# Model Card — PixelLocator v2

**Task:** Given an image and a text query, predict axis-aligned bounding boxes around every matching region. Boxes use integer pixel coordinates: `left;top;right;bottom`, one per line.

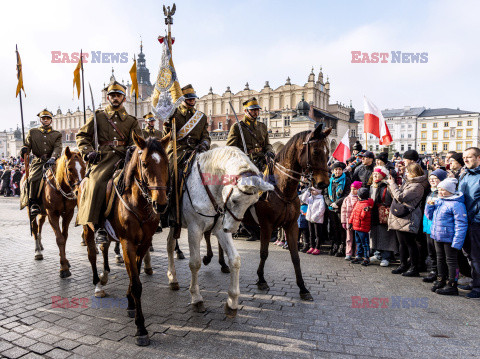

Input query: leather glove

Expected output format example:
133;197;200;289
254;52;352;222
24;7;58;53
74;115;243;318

45;157;56;168
265;151;275;160
195;141;210;153
20;147;28;157
85;151;99;164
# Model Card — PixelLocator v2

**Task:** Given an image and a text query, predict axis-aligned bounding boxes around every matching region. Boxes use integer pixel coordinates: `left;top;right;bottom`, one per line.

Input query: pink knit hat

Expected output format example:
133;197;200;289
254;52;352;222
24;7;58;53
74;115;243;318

351;181;362;189
374;166;388;178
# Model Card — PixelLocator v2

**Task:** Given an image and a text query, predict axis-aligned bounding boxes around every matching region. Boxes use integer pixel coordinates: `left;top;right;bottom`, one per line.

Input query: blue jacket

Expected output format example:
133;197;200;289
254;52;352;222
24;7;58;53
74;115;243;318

458;166;480;224
426;193;468;250
298;204;309;228
423;190;438;235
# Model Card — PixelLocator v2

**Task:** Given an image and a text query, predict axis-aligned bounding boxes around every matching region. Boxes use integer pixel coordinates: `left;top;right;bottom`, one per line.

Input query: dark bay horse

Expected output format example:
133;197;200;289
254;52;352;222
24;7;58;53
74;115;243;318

24;147;85;277
81;133;169;346
246;125;331;300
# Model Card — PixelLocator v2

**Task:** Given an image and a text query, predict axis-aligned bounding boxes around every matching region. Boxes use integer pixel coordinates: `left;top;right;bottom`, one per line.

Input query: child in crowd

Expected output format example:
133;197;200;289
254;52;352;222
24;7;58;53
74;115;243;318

369;166;396;267
422;169;448;283
341;181;362;260
349;188;374;266
297;202;310;251
300;187;326;255
426;178;468;295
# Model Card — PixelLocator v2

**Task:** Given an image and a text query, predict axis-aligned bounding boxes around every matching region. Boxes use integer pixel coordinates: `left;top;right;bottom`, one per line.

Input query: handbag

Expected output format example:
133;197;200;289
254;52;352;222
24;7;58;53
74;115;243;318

390;197;420;218
377;188;389;224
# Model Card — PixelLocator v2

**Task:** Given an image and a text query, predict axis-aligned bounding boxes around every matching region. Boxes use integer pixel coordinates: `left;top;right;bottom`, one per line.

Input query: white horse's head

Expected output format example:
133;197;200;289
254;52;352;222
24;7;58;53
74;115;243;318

197;146;274;233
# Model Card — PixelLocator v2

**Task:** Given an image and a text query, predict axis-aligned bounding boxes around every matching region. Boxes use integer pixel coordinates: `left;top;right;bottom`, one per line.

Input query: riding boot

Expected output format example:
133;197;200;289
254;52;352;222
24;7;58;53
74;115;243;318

244;223;260;242
29;199;41;217
175;239;185;260
94;223;109;245
270;228;278;243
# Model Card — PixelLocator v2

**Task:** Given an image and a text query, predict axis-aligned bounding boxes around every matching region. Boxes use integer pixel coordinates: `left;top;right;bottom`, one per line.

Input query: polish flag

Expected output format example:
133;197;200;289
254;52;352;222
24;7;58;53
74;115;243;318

332;130;351;163
363;96;393;145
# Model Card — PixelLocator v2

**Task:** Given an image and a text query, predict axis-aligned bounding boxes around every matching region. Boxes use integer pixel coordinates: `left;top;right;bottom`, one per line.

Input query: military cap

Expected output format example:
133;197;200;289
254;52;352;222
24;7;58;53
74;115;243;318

37;109;53;119
105;81;126;96
143;112;156;121
182;84;198;99
243;97;261;110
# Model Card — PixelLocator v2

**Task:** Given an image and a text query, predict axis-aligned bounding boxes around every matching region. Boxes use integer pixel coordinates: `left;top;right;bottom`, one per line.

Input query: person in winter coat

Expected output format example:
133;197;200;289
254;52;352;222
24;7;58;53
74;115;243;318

375;152;396;177
422;169;448;283
387;163;427;277
426;178;468;295
368;166;396;267
353;151;375;187
12;166;22;196
297;202;310;252
447;152;465;183
301;187;326;255
349;188;374;266
341;181;362;260
1;166;12;197
325;162;351;257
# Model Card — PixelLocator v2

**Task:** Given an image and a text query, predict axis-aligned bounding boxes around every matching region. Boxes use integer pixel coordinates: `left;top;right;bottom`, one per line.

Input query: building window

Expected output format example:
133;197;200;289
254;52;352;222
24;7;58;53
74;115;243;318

351;129;356;137
421;131;427;139
218;122;223;130
408;134;412;138
467;129;473;138
444;122;449;127
421;123;426;128
457;129;463;138
376;145;379;151
432;144;438;152
443;130;449;139
433;131;438;139
466;141;473;148
443;143;448;151
408;124;412;128
456;142;462;151
401;144;405;151
433;123;438;128
284;118;290;126
467;120;472;126
421;144;426;152
401;125;405;129
457;121;462;127
408;144;412;150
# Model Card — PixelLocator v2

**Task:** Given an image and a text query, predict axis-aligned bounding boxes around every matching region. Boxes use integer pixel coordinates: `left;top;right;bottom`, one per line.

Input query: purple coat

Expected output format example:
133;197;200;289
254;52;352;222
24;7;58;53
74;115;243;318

426;192;468;250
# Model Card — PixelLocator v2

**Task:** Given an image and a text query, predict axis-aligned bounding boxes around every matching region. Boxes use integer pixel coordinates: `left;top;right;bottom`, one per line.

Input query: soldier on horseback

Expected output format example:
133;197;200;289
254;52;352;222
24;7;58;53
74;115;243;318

226;97;275;172
142;112;162;139
163;84;211;230
76;81;141;244
20;109;62;217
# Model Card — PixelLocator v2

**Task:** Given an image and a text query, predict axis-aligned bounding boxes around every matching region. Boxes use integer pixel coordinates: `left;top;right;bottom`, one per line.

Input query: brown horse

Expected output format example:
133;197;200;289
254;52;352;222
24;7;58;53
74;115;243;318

245;125;331;300
24;147;85;277
81;133;169;346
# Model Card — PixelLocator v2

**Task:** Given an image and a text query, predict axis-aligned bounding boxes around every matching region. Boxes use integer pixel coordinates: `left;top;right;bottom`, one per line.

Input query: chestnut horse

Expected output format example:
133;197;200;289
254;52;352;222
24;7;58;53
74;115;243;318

81;134;169;346
245;125;331;300
23;147;85;277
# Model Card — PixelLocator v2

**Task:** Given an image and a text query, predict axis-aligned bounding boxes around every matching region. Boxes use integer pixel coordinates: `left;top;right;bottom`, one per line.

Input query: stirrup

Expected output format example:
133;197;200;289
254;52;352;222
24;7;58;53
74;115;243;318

30;204;41;217
95;228;109;244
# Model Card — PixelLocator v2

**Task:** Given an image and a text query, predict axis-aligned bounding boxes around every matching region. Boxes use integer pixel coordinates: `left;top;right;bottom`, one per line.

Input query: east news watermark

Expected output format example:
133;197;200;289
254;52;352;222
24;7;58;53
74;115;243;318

51;51;129;63
351;296;429;309
51;296;128;309
351;51;428;63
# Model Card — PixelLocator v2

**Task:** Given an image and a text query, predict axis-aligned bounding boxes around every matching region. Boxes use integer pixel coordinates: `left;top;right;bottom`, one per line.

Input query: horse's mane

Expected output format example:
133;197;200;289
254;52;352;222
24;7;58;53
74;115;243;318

125;138;168;188
55;150;81;185
197;146;259;177
275;131;310;163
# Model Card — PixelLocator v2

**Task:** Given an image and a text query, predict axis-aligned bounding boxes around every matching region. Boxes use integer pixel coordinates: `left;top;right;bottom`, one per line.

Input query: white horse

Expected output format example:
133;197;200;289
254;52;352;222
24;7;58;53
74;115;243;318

166;146;273;317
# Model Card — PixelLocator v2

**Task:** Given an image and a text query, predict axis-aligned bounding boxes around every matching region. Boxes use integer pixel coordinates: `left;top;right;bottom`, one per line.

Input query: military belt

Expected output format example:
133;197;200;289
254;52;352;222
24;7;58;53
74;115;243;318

100;140;127;147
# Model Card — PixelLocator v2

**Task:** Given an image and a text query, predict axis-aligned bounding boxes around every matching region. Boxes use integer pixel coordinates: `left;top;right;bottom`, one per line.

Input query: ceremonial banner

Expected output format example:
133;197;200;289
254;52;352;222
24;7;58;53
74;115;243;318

73;58;81;99
16;48;25;97
129;59;138;99
364;96;393;146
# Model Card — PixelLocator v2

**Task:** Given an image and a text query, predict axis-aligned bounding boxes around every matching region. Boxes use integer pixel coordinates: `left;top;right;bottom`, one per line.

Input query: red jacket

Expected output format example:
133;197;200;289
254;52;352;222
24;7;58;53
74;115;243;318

349;198;374;233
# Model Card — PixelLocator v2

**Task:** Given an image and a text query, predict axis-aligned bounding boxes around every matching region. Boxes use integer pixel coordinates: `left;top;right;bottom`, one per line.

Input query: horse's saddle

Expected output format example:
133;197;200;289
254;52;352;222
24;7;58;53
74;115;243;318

104;169;124;217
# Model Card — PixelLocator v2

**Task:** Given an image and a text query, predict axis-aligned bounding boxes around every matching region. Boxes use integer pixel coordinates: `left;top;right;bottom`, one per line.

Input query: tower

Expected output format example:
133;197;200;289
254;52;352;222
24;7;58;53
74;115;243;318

136;41;153;99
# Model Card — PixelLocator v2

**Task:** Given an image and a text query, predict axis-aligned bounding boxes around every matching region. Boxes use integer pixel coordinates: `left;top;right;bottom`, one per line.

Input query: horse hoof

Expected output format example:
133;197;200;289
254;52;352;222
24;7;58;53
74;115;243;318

59;270;71;278
192;301;206;313
221;266;231;274
34;254;43;261
135;334;150;346
144;267;153;276
256;282;270;291
116;255;124;264
300;292;314;301
127;309;136;318
202;256;211;266
95;290;106;298
169;282;180;291
224;303;237;318
176;251;185;260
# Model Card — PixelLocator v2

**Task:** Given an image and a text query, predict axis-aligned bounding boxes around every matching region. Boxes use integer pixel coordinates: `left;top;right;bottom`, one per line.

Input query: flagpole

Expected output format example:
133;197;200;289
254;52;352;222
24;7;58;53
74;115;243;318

80;50;87;124
134;54;137;118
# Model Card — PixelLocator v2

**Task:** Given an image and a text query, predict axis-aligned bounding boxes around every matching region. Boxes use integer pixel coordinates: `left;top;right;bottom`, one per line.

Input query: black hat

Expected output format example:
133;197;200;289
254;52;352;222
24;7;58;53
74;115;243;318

359;151;375;159
375;152;388;164
450;152;465;167
352;141;363;151
358;188;369;200
181;84;198;99
403;150;419;161
394;152;400;157
332;162;346;170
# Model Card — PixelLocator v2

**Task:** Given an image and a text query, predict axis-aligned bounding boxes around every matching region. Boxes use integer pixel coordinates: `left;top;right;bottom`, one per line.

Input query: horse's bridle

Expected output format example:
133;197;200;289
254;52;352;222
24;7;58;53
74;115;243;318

45;157;82;200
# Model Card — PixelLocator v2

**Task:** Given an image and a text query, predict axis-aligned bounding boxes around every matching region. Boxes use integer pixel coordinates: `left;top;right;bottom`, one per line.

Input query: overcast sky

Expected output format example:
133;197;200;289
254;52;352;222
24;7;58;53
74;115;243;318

2;0;479;132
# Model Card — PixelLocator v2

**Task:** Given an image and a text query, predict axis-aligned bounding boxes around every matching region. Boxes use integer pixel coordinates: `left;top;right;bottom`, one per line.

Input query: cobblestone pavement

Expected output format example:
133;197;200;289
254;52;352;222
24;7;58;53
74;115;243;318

0;197;479;359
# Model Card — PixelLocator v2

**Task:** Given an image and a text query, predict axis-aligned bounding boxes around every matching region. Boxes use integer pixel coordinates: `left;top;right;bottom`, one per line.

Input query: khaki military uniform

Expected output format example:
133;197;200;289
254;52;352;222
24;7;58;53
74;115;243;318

226;116;273;171
142;126;162;139
76;105;141;225
163;104;210;170
24;126;62;200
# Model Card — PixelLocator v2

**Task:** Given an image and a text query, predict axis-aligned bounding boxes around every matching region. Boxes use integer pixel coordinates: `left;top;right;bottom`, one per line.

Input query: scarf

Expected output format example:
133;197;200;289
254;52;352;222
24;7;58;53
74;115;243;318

328;173;346;205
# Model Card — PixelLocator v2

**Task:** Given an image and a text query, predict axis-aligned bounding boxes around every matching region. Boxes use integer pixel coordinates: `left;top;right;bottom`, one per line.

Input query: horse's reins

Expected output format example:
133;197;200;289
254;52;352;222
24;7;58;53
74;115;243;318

44;157;81;200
